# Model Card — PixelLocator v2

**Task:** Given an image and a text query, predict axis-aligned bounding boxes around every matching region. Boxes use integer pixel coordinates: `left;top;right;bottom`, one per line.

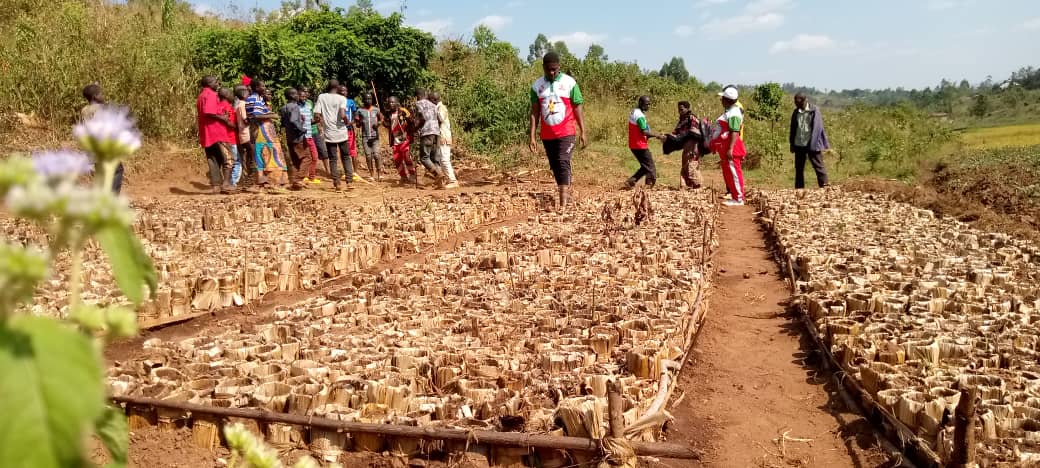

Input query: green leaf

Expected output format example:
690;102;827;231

69;304;106;333
0;242;49;313
96;225;157;305
0;316;105;468
96;405;129;468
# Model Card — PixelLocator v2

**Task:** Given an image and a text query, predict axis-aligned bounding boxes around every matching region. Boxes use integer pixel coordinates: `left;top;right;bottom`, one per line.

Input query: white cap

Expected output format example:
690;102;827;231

718;87;739;100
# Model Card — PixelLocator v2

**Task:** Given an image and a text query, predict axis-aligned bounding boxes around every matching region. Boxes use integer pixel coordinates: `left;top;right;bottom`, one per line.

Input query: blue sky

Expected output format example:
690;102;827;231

192;0;1040;90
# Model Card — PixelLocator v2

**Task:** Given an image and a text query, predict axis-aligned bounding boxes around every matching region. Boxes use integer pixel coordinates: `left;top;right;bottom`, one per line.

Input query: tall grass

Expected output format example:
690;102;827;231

0;0;202;139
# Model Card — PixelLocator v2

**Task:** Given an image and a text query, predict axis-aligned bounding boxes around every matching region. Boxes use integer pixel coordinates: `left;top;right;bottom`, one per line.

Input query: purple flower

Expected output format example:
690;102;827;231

31;150;93;178
73;106;142;159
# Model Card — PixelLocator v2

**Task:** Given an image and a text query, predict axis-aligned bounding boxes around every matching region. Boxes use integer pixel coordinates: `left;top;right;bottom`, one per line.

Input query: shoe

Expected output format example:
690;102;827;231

722;199;745;206
309;178;322;184
352;174;361;182
443;181;460;189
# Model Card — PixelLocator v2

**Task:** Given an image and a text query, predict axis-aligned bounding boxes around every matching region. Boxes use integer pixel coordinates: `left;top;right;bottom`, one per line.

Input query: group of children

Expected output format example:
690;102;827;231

196;75;460;194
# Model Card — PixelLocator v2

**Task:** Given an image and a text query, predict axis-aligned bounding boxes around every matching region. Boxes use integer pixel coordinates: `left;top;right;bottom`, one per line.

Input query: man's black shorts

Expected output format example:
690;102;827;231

542;135;576;185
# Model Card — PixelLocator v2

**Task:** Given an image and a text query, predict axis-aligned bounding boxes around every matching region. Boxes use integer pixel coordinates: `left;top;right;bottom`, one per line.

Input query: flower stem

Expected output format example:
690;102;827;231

100;160;117;192
67;233;84;316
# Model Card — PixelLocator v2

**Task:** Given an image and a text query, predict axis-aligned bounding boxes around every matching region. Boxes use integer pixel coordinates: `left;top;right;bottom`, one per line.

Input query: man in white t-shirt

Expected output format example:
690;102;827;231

313;79;354;190
430;92;458;189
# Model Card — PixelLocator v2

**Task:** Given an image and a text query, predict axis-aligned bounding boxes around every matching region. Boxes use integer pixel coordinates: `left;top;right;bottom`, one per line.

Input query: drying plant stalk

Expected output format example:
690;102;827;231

607;380;625;438
951;384;978;467
109;396;700;460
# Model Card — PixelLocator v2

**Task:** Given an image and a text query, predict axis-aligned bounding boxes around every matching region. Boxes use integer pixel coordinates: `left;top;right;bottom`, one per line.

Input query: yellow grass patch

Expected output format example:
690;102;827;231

962;123;1040;149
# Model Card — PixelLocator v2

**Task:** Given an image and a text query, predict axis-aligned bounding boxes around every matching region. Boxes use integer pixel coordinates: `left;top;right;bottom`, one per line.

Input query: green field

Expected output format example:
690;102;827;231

961;123;1040;149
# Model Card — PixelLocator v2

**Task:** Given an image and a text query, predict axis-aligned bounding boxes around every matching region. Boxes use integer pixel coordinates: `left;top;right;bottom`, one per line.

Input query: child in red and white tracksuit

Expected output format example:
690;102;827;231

709;86;747;206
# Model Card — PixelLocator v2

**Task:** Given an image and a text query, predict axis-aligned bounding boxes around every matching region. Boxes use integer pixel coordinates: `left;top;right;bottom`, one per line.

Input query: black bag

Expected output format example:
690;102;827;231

696;118;713;155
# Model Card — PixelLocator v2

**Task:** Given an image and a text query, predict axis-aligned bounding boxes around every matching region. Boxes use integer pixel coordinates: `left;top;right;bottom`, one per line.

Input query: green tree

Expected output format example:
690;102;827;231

193;9;435;102
970;94;990;118
1011;66;1040;89
752;82;785;121
472;24;496;49
584;44;607;63
658;57;689;83
551;41;572;59
751;82;786;168
348;0;374;15
527;33;550;63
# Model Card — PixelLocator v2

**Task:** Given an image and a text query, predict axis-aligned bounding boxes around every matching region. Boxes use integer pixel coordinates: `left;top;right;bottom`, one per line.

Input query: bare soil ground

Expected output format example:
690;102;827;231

93;153;903;467
660;197;893;468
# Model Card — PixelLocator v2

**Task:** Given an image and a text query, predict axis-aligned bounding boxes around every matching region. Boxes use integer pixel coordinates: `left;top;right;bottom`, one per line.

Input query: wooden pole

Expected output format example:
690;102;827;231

678;281;708;374
607;380;625;439
110;396;700;460
786;256;797;294
950;384;977;467
369;80;381;110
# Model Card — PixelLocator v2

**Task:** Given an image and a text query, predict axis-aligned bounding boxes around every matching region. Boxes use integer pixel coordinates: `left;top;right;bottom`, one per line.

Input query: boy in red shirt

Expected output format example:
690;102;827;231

625;95;667;188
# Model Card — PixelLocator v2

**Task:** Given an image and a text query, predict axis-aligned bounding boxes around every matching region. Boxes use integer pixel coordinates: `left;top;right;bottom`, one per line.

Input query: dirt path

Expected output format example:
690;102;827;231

662;201;893;468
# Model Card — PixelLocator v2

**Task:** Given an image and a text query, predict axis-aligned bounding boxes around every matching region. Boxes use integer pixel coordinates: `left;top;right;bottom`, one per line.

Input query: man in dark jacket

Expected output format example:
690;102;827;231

789;93;830;188
280;88;313;190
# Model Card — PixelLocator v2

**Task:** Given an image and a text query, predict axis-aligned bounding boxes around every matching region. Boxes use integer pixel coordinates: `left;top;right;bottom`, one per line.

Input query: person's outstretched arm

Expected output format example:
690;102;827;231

529;87;540;152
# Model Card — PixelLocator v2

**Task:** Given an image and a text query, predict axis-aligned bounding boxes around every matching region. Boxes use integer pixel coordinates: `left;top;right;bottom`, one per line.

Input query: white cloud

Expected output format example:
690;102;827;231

619;36;637;45
702;12;784;37
770;34;836;54
373;1;398;14
1022;17;1040;30
412;19;453;36
474;15;512;31
700;0;791;38
547;32;607;50
926;0;978;10
192;3;218;16
674;25;694;37
744;0;794;14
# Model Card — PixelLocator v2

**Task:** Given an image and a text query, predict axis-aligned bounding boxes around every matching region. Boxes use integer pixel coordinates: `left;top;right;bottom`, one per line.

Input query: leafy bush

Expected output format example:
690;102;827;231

193;9;435;104
0;108;156;467
430;30;532;153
